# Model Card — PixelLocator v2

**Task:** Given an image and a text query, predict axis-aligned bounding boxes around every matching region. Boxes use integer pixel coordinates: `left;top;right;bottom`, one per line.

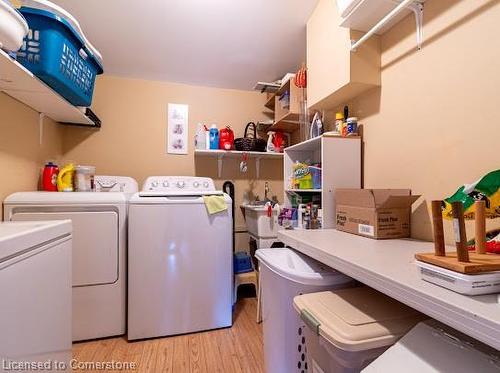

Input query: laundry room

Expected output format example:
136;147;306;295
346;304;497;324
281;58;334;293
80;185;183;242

1;0;500;372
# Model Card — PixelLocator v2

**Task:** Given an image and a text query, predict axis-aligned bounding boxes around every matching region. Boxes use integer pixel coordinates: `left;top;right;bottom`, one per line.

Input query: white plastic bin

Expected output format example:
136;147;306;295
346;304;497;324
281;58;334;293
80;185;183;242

256;248;354;373
293;287;424;373
363;320;500;372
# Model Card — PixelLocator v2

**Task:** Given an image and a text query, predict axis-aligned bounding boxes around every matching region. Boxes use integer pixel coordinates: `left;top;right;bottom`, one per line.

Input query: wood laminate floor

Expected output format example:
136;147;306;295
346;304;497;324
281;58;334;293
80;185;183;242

72;298;264;372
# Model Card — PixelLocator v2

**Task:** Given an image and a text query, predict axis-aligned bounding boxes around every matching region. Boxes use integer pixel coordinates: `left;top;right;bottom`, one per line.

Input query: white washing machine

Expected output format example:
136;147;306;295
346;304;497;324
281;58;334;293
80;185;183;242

0;220;72;371
3;176;137;341
127;176;233;340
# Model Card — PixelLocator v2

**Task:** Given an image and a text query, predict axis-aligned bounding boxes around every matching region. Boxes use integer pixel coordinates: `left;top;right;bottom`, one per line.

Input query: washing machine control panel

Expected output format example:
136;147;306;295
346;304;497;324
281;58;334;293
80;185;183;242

142;177;216;192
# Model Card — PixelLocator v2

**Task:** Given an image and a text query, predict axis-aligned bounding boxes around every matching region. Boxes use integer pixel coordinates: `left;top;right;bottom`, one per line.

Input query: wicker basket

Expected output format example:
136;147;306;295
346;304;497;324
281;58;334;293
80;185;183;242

234;122;267;152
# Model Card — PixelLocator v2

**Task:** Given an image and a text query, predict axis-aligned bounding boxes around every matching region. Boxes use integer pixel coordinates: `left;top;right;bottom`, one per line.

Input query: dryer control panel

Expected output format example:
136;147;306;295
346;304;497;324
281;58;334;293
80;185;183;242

142;177;216;192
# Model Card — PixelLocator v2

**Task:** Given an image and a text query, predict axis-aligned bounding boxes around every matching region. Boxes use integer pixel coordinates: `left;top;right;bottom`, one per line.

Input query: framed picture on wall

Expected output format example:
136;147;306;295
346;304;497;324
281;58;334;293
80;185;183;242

167;103;189;155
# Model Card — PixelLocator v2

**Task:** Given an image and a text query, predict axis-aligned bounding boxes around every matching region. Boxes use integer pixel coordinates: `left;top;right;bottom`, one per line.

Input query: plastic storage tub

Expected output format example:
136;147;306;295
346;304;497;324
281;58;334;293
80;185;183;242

363;320;500;372
256;248;354;373
293;287;424;373
17;6;103;106
0;0;29;52
309;165;322;190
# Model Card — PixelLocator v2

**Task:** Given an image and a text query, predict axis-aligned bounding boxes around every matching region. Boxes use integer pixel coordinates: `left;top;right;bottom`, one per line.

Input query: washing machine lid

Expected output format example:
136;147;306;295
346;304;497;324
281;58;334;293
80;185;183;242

4;192;127;205
0;220;71;262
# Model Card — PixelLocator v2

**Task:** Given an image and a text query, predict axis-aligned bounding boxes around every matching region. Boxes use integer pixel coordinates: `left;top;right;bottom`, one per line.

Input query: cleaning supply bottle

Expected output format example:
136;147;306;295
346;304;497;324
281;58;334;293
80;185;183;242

42;161;59;192
209;124;219;150
195;123;206;150
267;131;276;152
334;112;344;134
57;163;75;192
204;125;210;149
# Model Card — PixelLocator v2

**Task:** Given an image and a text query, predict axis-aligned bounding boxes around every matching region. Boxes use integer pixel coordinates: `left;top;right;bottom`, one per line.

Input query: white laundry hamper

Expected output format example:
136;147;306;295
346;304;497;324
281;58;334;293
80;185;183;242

256;248;354;373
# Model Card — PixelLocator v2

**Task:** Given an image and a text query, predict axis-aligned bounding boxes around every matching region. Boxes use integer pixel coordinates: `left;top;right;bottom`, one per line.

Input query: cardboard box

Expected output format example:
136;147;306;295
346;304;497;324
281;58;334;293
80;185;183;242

335;189;420;239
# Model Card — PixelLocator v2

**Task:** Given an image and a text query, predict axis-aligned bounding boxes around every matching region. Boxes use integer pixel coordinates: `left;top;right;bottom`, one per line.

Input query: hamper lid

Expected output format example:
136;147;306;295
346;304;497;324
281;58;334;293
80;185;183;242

293;287;424;352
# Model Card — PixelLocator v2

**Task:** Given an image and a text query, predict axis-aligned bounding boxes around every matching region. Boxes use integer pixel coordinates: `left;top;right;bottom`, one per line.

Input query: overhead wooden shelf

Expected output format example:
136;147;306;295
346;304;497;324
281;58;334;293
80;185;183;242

264;95;275;111
268;112;301;133
0;49;100;127
195;149;283;178
195;149;282;159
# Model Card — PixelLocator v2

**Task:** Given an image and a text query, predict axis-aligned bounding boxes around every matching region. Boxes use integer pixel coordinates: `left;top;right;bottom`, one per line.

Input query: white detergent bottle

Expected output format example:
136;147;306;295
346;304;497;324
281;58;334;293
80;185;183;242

267;131;276;152
195;123;206;150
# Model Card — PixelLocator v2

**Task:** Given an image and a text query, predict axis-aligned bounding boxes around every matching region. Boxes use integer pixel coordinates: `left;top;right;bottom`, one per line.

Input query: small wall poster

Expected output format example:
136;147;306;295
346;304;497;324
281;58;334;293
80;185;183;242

167;103;189;154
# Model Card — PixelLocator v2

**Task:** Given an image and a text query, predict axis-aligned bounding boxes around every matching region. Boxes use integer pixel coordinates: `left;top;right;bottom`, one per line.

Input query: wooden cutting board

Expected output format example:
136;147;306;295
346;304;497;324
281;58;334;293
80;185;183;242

415;252;500;274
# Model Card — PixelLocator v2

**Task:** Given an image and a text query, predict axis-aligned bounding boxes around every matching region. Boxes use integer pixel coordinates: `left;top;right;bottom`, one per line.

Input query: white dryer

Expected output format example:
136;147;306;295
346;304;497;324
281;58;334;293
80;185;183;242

127;176;233;340
0;221;72;369
3;176;137;341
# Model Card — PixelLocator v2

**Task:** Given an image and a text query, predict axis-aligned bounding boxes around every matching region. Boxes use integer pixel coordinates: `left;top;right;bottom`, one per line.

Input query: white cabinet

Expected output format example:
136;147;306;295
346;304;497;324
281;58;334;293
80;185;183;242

283;135;361;228
307;0;381;110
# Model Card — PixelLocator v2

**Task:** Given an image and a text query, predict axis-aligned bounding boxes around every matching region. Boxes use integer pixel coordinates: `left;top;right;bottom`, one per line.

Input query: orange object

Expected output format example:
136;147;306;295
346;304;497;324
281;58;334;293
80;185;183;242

431;200;445;256
294;63;307;88
475;200;486;254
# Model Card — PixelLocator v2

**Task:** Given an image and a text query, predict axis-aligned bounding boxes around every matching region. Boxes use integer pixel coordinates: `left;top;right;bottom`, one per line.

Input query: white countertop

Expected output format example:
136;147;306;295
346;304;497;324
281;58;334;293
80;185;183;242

278;229;500;350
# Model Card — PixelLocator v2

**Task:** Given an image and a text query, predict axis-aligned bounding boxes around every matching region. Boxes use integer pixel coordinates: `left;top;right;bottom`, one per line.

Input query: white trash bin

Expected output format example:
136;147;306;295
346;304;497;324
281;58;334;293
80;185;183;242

293;287;424;373
256;248;355;373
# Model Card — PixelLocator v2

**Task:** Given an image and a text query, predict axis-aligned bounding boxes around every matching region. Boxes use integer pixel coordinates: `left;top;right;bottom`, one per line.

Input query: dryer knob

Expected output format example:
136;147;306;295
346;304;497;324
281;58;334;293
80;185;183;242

177;181;185;188
203;181;209;188
151;181;159;188
162;181;169;188
193;181;200;188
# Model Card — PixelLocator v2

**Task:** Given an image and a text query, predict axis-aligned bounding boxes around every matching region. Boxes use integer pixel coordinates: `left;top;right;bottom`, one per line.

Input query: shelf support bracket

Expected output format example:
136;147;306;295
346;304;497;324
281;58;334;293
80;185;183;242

350;0;424;52
39;113;45;145
217;154;224;178
256;157;261;179
410;2;424;50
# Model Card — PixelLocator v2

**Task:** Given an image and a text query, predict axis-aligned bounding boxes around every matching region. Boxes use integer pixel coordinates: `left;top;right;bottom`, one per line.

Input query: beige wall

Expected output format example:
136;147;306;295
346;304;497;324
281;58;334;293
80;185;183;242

0;93;64;204
62;76;283;250
349;0;500;243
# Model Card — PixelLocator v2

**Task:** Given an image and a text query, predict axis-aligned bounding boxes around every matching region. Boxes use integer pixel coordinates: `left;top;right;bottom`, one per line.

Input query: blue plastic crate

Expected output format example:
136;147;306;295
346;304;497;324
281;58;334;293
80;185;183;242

234;252;253;274
17;7;103;107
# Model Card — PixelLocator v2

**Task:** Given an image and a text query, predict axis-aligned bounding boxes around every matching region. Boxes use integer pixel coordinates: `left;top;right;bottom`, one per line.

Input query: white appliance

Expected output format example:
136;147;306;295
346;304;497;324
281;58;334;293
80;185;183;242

416;261;500;295
255;248;354;373
3;175;138;341
127;176;233;340
0;220;72;370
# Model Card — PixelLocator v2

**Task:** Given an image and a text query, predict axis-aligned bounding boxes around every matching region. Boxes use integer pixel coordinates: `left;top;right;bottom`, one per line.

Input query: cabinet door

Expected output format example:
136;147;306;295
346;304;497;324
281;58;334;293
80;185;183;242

12;211;118;286
307;0;380;110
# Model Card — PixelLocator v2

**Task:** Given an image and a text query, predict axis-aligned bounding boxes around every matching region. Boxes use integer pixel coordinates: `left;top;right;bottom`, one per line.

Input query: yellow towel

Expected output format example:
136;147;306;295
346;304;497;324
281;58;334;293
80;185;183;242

203;195;228;215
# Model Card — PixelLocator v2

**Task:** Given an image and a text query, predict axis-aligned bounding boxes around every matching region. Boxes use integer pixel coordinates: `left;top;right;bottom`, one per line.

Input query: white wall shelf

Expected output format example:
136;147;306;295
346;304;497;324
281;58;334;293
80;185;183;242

0;49;99;126
284;135;361;229
194;149;283;178
339;0;425;51
286;189;323;193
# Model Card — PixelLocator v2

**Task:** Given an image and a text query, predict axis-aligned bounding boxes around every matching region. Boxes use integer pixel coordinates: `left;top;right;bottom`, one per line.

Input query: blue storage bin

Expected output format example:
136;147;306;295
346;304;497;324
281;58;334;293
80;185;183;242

310;165;322;190
17;7;103;107
234;252;253;274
